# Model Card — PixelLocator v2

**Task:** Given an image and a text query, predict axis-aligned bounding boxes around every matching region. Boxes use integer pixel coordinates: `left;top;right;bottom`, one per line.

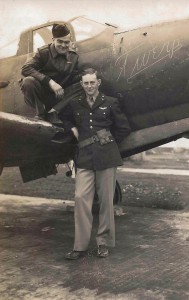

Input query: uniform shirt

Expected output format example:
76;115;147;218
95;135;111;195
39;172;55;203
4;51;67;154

86;92;98;108
61;92;131;170
21;43;79;88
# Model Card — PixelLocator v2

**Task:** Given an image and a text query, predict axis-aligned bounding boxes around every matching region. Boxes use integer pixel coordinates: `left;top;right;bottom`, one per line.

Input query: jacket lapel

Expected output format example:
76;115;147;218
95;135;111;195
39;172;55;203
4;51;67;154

92;93;105;111
77;94;90;109
77;92;106;110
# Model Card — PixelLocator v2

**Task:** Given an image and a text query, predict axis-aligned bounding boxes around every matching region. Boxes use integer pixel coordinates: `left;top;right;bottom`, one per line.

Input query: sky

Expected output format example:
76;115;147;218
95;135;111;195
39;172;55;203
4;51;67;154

1;0;189;147
1;0;189;48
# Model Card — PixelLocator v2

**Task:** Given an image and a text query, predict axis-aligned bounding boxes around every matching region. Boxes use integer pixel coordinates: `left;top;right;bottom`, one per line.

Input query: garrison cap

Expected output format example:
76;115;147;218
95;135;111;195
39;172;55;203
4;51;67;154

52;23;70;38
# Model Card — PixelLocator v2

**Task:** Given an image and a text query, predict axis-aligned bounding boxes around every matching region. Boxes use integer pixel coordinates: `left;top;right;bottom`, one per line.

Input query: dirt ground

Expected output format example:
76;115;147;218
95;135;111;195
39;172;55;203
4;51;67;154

0;150;189;299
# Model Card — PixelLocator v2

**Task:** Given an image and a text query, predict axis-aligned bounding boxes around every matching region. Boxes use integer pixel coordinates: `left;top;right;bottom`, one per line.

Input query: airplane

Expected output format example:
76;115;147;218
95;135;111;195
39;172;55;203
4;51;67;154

1;15;189;203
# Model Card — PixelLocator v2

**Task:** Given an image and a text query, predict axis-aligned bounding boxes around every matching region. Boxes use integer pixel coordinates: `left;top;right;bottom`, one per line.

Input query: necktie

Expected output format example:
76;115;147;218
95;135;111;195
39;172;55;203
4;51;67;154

88;96;94;108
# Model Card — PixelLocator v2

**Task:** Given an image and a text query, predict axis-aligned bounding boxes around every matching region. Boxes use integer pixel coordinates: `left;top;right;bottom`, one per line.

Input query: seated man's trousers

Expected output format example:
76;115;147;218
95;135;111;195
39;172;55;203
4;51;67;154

20;76;82;116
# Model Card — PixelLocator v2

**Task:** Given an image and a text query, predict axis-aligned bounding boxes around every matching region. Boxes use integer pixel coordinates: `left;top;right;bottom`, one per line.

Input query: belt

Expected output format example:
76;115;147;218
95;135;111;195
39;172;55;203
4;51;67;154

79;129;113;149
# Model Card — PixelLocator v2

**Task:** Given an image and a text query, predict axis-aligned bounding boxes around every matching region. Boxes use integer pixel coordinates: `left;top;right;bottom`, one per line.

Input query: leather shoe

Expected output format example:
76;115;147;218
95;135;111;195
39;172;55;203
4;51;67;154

97;245;109;258
65;250;86;260
46;111;63;125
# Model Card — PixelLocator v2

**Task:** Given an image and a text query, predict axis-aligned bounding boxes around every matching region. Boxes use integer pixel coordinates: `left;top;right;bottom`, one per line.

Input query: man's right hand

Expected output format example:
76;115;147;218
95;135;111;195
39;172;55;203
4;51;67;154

49;79;64;99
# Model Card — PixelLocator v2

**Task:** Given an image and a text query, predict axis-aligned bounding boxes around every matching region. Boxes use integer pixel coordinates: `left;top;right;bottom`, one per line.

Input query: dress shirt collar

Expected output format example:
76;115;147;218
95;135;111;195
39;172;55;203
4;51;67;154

86;91;99;103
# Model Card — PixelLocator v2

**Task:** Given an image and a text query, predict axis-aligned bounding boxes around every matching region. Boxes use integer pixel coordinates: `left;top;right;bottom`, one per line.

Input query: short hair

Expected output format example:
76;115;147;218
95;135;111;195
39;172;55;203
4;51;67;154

81;68;99;79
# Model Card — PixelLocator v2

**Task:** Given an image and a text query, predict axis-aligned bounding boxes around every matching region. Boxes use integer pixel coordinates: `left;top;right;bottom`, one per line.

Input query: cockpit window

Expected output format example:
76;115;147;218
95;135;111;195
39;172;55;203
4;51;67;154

33;26;53;52
70;17;106;42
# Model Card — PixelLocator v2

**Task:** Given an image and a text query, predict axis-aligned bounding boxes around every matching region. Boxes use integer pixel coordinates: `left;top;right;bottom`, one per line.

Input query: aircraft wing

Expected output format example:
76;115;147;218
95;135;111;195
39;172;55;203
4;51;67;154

119;117;189;157
0;112;77;182
1;111;189;182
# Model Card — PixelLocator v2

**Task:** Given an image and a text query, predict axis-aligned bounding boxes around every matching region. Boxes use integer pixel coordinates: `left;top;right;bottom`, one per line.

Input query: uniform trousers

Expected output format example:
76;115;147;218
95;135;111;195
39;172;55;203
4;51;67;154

74;167;117;251
20;76;82;116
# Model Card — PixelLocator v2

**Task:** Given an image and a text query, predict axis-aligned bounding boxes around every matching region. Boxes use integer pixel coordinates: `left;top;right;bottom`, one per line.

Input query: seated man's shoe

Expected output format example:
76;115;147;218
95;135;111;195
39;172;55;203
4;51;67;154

46;111;63;125
65;250;86;260
97;245;109;258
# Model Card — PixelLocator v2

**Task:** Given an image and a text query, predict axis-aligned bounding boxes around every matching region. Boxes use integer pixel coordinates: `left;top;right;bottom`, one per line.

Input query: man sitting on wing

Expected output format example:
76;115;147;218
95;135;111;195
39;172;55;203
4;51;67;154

21;23;81;125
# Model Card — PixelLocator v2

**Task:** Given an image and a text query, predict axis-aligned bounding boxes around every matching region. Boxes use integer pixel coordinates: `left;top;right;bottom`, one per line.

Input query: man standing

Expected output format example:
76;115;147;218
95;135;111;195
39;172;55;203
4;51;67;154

20;23;81;124
62;68;131;259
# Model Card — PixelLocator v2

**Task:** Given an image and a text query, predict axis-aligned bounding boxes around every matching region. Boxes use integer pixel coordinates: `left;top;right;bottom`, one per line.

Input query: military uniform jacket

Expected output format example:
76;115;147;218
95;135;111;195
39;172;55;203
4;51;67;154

61;92;131;170
21;43;79;88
